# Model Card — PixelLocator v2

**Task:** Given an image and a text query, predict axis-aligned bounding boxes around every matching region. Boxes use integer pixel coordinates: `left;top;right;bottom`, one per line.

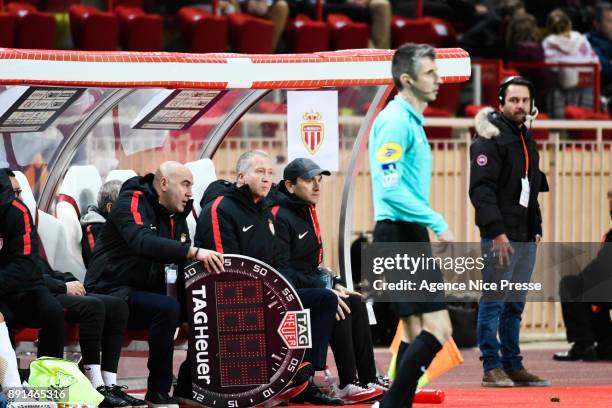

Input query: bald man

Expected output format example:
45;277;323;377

85;162;223;408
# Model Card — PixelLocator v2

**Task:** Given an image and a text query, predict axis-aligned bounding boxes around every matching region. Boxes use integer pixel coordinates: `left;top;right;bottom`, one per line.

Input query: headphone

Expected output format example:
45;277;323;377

497;76;538;120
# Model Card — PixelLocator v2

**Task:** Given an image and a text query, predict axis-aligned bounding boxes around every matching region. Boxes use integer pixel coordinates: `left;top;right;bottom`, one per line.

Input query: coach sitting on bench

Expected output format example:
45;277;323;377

0;168;64;359
191;150;344;405
85;161;224;408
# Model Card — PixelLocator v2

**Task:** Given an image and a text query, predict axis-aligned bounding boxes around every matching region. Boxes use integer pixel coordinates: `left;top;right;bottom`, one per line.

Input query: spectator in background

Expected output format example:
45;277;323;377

80;180;122;268
542;9;600;91
506;13;556;113
458;0;526;59
288;0;391;49
586;2;612;112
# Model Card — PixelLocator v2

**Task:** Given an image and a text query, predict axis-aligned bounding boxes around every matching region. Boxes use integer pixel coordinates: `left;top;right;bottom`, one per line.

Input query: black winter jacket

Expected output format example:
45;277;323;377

469;108;549;241
0;170;43;300
80;207;106;268
84;174;192;299
195;180;292;280
268;184;326;289
40;258;79;295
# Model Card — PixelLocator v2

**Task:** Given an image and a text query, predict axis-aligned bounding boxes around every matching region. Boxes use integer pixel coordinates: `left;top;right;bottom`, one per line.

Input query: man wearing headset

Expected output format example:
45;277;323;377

469;76;550;387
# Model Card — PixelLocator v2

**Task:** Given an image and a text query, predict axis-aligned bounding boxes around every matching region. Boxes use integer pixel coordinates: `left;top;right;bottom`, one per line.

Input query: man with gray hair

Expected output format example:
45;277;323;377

80;179;122;268
368;43;454;408
85;161;224;408
192;150;342;405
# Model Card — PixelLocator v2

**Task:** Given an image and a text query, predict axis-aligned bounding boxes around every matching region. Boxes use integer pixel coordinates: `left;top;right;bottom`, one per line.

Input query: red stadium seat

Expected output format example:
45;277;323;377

6;2;57;49
178;7;228;53
45;0;80;12
424;106;452;139
391;16;456;49
69;5;118;50
0;13;16;47
430;82;461;115
327;13;368;50
284;14;329;53
114;5;163;51
227;12;275;54
564;105;612;140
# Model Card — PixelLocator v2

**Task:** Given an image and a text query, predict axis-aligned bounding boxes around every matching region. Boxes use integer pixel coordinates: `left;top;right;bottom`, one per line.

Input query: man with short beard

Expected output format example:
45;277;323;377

470;76;549;387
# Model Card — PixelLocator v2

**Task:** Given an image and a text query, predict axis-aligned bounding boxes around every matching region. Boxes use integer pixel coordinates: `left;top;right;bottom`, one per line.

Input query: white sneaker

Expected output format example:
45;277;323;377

367;375;390;392
332;382;384;404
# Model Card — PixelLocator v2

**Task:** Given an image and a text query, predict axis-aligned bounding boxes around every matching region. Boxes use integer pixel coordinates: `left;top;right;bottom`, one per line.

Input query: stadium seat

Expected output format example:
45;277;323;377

564;105;612;140
391;16;456;48
69;4;119;50
114;6;163;51
327;13;368;50
185;159;217;239
105;168;137;183
0;13;16;47
55;165;102;272
45;0;80;12
430;82;461;115
423;106;452;139
227;12;275;54
6;2;57;49
284;14;329;53
178;7;228;53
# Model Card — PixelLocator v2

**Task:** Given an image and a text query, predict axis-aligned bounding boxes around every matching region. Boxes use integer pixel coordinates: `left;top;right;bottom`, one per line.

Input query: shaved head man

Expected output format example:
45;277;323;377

85;161;223;408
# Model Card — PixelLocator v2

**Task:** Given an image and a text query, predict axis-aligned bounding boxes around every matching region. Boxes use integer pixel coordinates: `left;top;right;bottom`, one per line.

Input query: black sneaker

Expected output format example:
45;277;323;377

111;385;147;408
144;391;179;408
97;385;132;407
291;381;344;405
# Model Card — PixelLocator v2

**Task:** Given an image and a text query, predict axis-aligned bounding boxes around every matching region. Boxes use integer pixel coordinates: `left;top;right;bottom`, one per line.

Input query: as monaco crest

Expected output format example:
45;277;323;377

300;111;324;154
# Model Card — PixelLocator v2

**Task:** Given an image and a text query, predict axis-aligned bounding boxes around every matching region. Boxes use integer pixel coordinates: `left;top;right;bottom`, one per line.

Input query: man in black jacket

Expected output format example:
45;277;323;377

553;189;612;362
194;150;343;406
0;168;64;359
271;158;384;404
469;76;549;388
80;179;122;268
85;161;224;408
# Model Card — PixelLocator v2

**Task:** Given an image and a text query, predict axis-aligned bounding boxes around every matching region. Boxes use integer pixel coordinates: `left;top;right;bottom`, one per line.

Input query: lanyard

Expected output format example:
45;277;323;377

308;204;323;264
519;132;529;179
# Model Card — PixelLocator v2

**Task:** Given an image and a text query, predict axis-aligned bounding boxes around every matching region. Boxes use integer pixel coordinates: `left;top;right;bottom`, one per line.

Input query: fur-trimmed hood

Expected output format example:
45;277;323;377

474;107;500;139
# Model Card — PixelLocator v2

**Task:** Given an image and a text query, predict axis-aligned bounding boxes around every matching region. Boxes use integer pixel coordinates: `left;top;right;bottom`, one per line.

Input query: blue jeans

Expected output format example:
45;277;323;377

477;239;536;372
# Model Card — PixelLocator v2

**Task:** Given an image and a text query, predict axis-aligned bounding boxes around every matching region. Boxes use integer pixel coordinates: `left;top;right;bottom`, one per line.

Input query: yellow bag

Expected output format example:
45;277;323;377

28;357;104;406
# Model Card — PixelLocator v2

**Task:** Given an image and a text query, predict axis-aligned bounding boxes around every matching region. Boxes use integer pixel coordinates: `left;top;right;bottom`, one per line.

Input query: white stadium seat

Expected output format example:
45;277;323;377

185;159;217;240
105;169;138;183
56;165;102;270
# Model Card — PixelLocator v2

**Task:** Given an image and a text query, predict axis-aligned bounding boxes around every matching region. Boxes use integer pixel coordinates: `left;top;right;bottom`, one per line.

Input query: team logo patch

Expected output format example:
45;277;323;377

476;154;488;167
376;142;402;163
300;111;324;154
381;162;399;187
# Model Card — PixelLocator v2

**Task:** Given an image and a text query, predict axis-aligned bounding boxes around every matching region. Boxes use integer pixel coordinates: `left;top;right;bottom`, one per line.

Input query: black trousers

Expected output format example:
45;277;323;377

0;286;64;358
56;293;128;371
329;294;377;386
560;274;612;346
297;288;338;371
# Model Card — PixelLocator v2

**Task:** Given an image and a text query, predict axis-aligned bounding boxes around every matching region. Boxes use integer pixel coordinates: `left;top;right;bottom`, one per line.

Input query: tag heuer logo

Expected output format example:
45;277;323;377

301;111;324;155
278;310;312;349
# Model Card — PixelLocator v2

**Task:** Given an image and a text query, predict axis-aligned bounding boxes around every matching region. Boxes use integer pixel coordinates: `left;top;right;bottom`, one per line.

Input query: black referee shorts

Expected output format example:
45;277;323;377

373;219;447;317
